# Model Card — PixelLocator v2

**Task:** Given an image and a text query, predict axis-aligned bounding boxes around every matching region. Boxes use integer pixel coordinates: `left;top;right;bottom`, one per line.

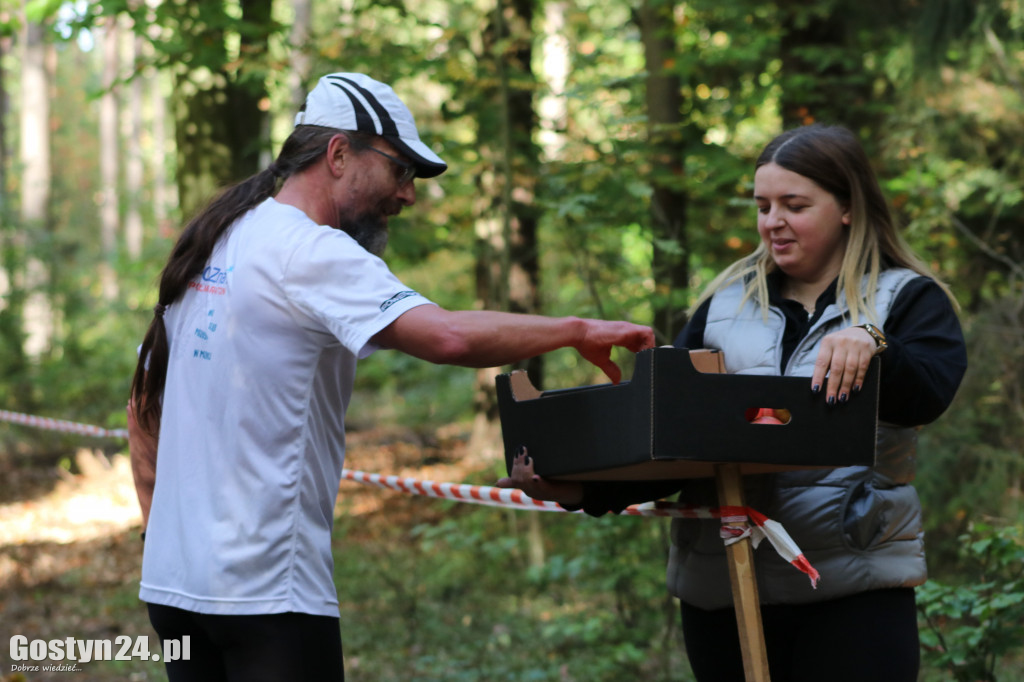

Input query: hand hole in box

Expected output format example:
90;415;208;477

745;407;791;425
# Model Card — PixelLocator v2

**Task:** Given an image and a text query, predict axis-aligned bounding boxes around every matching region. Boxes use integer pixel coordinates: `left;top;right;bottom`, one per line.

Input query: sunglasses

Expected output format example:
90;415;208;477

365;147;417;187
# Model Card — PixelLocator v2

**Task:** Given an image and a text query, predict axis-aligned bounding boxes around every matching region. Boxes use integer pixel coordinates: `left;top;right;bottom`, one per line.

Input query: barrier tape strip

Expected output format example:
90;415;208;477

2;409;819;586
0;409;130;440
340;469;820;588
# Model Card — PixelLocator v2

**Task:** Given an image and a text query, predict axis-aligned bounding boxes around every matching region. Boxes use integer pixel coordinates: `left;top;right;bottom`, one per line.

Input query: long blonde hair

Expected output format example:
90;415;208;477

691;124;957;321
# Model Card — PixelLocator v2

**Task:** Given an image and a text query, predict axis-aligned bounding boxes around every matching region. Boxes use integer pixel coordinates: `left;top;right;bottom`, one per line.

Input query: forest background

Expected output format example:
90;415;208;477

0;0;1022;680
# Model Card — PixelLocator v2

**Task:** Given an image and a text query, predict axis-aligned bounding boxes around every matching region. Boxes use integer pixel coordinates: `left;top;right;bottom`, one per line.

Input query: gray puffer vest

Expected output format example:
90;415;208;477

667;268;926;609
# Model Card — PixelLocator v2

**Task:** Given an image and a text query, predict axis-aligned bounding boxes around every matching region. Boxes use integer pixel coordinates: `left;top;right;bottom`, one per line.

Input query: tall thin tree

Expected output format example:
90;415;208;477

0;26;8;214
97;14;120;297
287;0;312;112
150;67;173;236
19;0;53;358
125;30;145;260
470;0;542;460
636;0;689;343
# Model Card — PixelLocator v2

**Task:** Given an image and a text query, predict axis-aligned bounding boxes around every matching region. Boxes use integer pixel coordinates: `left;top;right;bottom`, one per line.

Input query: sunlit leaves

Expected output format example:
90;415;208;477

24;0;63;23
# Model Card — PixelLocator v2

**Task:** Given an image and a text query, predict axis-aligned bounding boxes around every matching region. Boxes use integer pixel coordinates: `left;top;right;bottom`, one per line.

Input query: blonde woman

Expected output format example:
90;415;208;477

501;124;967;681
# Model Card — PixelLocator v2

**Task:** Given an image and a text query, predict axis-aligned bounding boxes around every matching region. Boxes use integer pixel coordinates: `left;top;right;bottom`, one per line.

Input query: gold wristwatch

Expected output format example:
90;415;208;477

856;323;888;355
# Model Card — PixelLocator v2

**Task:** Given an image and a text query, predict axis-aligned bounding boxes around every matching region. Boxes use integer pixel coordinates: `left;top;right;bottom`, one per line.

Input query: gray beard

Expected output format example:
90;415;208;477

341;216;389;256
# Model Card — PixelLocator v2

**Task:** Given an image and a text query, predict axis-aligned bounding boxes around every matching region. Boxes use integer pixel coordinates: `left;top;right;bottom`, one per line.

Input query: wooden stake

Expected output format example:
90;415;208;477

715;462;771;682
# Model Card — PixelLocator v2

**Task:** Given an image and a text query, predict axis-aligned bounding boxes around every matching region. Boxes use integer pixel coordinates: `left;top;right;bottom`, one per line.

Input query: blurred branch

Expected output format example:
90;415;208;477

950;214;1024;281
982;20;1024;100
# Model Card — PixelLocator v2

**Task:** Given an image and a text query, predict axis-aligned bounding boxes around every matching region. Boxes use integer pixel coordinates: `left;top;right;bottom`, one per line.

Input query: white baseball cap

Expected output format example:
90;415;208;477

294;73;447;178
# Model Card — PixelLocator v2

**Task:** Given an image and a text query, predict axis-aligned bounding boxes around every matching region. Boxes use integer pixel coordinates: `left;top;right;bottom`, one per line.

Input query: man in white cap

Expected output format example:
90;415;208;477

129;73;654;681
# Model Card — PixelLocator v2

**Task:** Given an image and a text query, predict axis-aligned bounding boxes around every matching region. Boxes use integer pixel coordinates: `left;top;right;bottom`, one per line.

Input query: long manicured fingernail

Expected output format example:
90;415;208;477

827;395;836;406
516;445;526;456
839;393;848;404
524;455;532;465
812;384;821;394
853;384;862;394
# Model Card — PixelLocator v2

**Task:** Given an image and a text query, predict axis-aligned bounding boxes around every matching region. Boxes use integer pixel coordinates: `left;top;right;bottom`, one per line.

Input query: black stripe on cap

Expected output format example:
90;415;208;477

326;75;399;137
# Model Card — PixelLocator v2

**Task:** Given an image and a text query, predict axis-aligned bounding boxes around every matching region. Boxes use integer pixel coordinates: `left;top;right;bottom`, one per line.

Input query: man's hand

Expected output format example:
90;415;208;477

576;319;656;384
374;307;654;384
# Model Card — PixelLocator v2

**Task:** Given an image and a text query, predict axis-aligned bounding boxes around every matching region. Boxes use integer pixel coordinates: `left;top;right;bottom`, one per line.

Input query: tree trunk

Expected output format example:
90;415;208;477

19;8;48;226
503;0;542;371
538;1;569;160
97;16;120;298
776;0;875;130
173;0;273;219
287;0;313;111
0;11;28;407
19;1;53;359
637;0;689;344
125;32;145;260
470;0;542;465
0;26;9;313
0;29;8;214
151;68;174;236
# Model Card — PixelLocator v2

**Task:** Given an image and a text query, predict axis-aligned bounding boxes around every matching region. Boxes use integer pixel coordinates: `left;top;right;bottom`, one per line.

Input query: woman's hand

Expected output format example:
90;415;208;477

496;449;584;507
811;326;880;405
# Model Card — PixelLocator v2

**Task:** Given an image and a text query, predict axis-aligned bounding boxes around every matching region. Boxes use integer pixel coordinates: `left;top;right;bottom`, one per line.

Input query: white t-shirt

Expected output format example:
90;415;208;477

139;198;434;616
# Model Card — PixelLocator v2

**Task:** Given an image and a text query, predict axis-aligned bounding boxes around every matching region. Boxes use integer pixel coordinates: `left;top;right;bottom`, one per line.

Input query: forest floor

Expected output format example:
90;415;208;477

5;427;1016;682
0;425;481;682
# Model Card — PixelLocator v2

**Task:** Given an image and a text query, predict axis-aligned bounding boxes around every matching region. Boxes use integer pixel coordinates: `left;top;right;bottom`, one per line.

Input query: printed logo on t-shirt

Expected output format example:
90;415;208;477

187;266;229;296
380;290;420;312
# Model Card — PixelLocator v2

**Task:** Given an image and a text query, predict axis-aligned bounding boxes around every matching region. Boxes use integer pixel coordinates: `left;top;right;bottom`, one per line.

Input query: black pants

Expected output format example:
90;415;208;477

681;588;920;682
147;603;344;682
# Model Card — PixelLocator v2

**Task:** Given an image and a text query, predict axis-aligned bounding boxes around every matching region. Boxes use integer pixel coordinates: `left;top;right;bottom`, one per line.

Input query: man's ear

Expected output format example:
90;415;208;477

326;133;350;178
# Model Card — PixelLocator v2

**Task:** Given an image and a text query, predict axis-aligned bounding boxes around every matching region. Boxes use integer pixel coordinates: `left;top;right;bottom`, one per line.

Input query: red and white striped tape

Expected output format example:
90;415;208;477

341;468;567;512
340;469;820;587
0;409;129;440
2;409;819;585
719;505;821;588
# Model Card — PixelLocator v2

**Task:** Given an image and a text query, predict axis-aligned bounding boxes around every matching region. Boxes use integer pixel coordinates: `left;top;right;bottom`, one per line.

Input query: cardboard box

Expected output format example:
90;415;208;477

496;347;879;481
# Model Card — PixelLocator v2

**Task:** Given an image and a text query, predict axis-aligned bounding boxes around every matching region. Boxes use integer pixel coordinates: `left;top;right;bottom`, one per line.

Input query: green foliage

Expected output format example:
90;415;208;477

915;296;1024;563
1;11;1023;681
333;487;690;682
0;40;165;452
23;0;63;24
872;0;1024;578
918;523;1024;682
79;0;286;73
